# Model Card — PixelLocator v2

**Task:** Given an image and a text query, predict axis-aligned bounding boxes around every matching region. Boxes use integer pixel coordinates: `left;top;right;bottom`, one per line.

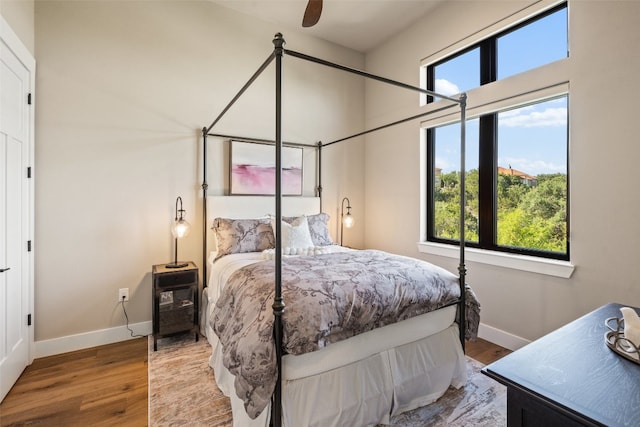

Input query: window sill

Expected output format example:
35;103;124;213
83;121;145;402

417;242;575;278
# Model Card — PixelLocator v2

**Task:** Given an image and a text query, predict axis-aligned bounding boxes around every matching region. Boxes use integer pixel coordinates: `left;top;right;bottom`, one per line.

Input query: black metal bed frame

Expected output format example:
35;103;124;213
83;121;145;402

202;33;467;427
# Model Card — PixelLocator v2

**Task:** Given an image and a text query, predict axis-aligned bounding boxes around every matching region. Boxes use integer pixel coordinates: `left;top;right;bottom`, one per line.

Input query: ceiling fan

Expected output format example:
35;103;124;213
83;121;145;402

302;0;323;27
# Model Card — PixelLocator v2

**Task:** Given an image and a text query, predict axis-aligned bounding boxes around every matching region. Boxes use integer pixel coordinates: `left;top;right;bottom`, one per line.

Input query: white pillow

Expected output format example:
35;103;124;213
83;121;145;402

271;216;315;249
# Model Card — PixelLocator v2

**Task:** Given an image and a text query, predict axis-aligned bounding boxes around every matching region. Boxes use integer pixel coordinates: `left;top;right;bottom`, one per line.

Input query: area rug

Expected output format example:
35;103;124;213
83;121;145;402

148;335;506;426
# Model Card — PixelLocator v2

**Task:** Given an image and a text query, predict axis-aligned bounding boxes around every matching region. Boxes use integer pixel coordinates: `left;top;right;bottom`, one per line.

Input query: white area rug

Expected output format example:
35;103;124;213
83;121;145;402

149;335;506;426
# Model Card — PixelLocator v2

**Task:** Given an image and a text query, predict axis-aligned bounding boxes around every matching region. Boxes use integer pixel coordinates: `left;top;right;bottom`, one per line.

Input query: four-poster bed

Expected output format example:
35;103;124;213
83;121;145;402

201;33;476;427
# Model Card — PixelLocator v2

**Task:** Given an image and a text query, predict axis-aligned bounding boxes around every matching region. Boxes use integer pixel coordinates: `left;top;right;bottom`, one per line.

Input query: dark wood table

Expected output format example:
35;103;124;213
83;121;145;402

482;302;640;427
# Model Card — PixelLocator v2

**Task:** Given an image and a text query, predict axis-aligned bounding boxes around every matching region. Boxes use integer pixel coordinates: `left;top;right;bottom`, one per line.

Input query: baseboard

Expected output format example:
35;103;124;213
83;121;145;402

34;321;153;359
477;322;530;351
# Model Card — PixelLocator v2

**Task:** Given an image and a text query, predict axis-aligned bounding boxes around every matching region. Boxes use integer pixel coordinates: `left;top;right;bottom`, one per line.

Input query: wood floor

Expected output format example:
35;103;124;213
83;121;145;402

0;338;148;426
465;336;513;365
0;337;510;426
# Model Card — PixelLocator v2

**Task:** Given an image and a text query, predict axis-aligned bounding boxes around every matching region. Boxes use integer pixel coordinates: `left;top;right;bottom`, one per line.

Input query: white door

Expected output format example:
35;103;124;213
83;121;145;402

0;17;34;403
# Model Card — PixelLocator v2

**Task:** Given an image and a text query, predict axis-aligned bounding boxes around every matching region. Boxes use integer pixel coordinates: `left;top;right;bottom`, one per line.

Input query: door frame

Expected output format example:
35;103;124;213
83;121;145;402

1;14;35;365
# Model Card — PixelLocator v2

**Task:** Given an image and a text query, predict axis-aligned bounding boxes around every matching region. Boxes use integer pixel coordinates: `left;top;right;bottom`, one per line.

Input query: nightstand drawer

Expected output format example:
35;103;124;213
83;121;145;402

156;270;197;288
159;305;195;335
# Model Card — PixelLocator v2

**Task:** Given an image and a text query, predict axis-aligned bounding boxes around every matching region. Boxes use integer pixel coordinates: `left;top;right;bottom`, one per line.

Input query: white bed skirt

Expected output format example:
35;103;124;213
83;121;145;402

203;288;467;426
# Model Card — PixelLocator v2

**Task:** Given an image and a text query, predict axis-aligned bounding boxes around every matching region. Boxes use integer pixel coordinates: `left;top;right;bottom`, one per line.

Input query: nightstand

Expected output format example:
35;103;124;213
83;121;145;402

152;261;199;351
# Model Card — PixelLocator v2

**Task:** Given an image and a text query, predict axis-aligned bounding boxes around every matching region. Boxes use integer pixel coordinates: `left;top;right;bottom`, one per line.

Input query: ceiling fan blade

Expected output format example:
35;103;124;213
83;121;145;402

302;0;323;27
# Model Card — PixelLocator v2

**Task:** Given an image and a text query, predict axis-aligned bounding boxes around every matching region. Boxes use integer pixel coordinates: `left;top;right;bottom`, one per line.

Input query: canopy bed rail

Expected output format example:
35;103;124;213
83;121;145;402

205;133;316;149
205;52;276;135
203;33;468;427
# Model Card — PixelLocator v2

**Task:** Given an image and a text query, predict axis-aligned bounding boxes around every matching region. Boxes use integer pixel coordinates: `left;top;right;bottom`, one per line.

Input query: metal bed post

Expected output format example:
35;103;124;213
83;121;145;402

316;141;322;212
271;32;285;427
202;127;209;288
458;93;467;352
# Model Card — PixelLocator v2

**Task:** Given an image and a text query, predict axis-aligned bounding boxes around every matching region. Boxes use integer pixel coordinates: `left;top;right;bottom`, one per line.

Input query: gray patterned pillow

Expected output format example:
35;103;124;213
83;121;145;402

213;217;275;260
283;213;333;246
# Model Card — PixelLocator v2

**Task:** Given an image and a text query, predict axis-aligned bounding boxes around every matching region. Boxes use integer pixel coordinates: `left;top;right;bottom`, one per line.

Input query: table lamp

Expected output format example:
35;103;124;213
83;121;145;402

166;196;190;268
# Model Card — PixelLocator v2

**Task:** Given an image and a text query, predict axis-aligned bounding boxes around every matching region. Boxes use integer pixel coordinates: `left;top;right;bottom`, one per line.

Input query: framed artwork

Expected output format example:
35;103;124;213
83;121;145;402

229;140;303;195
159;291;173;306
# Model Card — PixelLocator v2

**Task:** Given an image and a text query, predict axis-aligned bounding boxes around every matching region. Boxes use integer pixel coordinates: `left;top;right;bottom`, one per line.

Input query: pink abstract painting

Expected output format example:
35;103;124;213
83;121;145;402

230;140;303;195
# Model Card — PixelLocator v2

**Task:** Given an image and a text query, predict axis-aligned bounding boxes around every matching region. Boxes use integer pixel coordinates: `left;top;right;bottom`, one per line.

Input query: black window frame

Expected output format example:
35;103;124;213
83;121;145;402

425;3;570;261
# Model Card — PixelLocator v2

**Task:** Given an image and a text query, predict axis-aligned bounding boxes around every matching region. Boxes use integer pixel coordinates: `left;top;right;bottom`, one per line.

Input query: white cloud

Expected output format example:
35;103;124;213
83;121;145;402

499;157;566;174
435;79;460;96
435;156;453;171
500;105;535;118
500;107;567;128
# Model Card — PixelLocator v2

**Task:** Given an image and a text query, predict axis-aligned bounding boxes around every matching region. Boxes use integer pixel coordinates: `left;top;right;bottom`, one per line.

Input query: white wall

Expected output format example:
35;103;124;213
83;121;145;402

34;0;365;351
34;0;639;354
364;0;640;348
0;0;34;55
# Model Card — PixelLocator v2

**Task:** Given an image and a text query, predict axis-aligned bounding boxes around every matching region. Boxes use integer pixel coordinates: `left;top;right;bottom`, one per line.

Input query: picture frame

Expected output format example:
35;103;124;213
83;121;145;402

159;291;173;306
229;140;303;196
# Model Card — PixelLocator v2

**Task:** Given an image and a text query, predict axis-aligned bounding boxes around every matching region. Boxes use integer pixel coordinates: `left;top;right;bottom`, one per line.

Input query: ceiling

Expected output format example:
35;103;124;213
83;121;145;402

211;0;446;53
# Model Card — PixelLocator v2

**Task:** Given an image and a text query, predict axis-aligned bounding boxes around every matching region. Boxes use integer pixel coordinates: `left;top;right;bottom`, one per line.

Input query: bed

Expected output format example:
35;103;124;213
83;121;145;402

200;34;473;427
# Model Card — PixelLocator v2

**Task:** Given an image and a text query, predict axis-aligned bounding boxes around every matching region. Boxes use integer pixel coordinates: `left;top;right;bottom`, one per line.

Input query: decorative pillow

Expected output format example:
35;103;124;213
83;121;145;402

283;213;333;246
212;217;275;261
271;216;315;249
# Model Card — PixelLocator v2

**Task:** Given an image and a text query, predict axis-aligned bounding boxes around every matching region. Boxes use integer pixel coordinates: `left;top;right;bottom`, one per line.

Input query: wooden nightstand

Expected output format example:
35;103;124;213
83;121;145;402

152;261;199;351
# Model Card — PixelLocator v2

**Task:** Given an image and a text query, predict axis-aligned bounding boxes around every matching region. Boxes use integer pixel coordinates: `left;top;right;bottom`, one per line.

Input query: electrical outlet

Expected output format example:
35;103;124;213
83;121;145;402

119;288;129;302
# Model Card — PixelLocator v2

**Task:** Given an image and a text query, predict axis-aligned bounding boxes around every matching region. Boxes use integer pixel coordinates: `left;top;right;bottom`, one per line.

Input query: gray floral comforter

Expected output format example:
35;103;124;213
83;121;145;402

211;249;480;419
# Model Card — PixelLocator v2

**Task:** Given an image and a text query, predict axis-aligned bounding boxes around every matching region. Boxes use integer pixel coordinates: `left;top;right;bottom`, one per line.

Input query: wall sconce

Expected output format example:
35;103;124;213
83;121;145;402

166;196;191;268
340;197;354;246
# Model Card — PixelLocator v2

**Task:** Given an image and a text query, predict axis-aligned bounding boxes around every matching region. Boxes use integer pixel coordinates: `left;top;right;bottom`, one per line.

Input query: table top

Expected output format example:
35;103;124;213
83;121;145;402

152;261;198;275
482;302;640;427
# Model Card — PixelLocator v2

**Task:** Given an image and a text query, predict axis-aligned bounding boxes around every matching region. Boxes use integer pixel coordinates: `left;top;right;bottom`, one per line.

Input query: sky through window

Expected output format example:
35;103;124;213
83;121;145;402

433;7;568;177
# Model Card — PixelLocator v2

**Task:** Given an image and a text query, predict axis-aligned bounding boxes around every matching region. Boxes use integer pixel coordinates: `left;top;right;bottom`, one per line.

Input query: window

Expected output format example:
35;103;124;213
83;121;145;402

430;119;480;243
497;7;568;80
428;4;568;95
431;47;479;99
425;3;569;261
496;98;568;254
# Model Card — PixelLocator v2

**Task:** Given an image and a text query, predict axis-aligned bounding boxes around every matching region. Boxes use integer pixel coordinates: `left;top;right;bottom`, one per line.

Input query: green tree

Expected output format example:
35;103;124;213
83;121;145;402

434;169;479;242
522;174;566;220
498;173;566;252
497;173;529;211
433;169;567;254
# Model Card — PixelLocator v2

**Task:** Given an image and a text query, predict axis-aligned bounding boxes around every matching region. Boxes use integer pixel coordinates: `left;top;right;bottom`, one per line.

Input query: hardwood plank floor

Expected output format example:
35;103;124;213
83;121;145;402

0;337;509;426
466;336;513;365
0;338;148;427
